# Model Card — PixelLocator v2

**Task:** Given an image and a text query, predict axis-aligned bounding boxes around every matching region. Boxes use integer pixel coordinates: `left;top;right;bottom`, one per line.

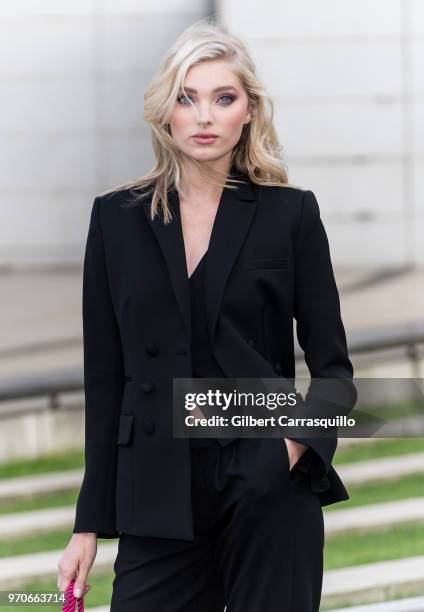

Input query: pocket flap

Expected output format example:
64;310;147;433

117;413;135;446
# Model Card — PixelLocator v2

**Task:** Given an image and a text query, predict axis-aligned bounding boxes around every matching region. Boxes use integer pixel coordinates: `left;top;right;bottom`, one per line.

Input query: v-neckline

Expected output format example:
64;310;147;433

188;249;208;281
175;187;224;284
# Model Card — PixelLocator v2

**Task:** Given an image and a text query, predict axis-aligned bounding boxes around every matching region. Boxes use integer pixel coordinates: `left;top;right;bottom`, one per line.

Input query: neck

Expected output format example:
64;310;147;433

179;157;232;201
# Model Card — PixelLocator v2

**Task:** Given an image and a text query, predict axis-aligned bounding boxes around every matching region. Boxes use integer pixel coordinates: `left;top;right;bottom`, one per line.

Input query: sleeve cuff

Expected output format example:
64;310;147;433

288;440;331;493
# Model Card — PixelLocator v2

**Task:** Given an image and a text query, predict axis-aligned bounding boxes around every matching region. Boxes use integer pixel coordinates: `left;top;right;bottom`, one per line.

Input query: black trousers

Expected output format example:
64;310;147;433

110;437;324;611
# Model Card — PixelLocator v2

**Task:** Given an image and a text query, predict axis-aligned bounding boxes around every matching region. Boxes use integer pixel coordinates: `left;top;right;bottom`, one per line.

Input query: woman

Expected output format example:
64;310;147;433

57;18;356;611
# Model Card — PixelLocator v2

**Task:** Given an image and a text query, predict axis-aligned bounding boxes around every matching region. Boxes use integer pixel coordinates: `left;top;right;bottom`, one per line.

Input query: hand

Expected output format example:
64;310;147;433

191;403;206;420
283;438;308;471
57;532;96;599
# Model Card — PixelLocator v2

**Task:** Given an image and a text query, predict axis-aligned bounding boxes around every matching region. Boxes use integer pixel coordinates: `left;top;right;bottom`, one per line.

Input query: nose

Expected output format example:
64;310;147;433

195;101;212;125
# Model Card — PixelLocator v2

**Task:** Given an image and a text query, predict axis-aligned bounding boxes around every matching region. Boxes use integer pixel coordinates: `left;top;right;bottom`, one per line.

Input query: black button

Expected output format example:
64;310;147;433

176;347;188;356
146;342;158;356
141;381;155;393
143;419;155;434
247;338;255;347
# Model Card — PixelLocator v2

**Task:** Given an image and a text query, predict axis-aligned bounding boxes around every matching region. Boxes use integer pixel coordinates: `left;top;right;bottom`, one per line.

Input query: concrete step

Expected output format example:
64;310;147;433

333;595;424;611
0;542;118;589
336;452;424;486
324;497;424;535
3;496;424;539
337;438;385;448
323;555;424;608
44;592;424;611
0;544;423;610
0;505;75;538
1;450;423;502
0;469;82;499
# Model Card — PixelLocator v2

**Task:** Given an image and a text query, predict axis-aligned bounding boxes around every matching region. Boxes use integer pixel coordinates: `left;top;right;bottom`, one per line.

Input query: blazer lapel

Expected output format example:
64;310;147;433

204;173;258;343
142;189;191;337
142;168;259;344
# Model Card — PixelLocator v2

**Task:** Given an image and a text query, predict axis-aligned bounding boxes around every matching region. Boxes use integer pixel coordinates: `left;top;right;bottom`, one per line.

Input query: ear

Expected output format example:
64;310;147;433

244;106;253;126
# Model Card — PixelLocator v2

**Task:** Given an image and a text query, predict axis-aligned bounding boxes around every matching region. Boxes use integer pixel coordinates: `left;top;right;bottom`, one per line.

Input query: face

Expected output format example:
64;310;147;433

168;59;252;164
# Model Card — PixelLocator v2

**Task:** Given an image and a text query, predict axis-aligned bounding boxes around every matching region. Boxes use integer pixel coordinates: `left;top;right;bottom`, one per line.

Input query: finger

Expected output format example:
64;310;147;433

57;571;76;593
73;567;89;599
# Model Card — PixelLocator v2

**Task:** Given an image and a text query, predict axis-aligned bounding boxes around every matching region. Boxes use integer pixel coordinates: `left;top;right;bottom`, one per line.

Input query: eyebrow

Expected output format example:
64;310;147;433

181;85;238;94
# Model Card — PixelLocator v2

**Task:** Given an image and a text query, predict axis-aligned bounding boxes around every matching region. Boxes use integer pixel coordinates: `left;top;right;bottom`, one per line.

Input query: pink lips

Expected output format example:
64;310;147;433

192;135;218;144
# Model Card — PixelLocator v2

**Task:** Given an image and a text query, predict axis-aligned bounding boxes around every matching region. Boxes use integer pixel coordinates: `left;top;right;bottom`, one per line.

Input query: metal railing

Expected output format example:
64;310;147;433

0;321;423;409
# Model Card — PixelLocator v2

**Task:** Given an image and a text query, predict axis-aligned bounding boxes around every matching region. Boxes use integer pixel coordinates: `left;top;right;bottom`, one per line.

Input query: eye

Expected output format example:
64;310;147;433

218;94;235;104
176;94;192;105
176;93;236;105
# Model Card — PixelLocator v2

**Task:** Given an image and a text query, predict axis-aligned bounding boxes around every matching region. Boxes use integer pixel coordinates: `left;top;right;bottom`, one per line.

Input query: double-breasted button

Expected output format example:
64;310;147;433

141;381;155;393
274;361;283;375
247;338;255;347
143;419;155;434
145;342;158;356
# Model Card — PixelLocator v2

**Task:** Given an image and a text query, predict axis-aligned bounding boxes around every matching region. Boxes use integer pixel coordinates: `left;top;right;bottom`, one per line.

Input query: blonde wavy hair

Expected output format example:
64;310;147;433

104;16;294;224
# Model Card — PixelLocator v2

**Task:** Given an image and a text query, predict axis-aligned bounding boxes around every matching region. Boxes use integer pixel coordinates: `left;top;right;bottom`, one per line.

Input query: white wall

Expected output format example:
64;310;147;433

219;0;424;265
0;0;208;266
1;0;423;266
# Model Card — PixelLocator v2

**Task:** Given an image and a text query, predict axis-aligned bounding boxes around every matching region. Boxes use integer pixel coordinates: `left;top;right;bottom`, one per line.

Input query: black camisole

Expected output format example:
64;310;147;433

188;250;224;450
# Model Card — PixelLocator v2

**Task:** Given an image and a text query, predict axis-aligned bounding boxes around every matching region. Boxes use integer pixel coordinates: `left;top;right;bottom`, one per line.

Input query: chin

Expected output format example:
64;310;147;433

189;154;222;163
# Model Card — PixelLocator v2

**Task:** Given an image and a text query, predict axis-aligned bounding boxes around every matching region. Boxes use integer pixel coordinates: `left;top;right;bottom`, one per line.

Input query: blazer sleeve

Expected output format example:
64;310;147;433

73;196;125;539
288;189;357;481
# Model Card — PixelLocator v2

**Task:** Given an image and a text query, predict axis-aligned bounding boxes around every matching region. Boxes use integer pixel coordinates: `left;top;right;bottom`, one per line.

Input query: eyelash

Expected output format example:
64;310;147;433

176;94;235;105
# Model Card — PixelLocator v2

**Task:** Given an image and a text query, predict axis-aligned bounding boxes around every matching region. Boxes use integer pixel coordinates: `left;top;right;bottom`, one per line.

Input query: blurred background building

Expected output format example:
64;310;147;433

0;0;423;266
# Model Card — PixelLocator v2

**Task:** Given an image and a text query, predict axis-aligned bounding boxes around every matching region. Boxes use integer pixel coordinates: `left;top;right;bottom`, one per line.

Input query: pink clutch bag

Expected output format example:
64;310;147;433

61;577;84;611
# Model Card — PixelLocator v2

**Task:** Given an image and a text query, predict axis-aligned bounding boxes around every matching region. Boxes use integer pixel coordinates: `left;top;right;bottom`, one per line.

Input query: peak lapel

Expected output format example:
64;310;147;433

142;191;191;338
204;173;258;343
141;170;259;346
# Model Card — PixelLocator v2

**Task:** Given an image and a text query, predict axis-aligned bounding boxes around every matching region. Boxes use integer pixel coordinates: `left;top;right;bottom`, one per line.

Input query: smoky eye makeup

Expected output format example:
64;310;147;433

176;92;237;104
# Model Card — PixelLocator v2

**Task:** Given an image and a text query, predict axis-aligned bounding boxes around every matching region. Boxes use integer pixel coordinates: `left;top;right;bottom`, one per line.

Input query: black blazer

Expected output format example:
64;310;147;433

73;167;357;540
